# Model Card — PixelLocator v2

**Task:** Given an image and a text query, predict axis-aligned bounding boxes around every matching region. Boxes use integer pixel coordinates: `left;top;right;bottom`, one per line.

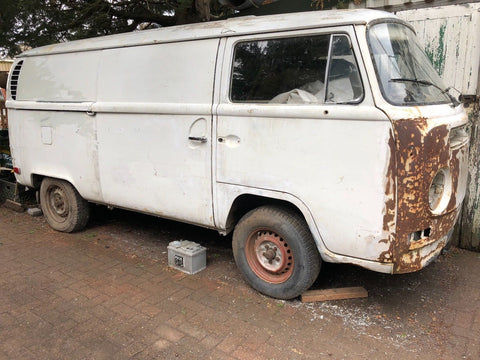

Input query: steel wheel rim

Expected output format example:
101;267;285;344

47;186;69;222
245;229;294;284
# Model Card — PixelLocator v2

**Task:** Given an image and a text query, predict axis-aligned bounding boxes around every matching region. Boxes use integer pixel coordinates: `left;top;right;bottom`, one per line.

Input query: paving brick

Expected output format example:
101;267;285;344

208;349;237;360
166;313;190;328
454;310;475;330
474;309;480;324
167;287;195;303
88;293;110;306
111;302;138;320
155;324;185;343
2;207;480;360
177;321;208;340
121;291;149;307
116;340;148;358
68;307;97;323
125;324;162;346
199;334;223;350
232;345;265;360
153;338;171;351
242;330;271;351
55;287;80;301
54;318;79;333
137;302;162;317
0;312;17;328
216;334;241;354
451;325;474;339
87;339;122;360
256;343;290;360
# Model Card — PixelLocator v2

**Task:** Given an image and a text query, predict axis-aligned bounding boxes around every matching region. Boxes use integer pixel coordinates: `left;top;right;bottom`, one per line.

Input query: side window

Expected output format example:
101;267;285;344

230;34;363;104
326;35;363;103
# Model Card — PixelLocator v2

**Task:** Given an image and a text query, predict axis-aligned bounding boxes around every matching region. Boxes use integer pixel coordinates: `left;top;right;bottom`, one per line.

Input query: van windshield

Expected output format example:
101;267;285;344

368;22;452;106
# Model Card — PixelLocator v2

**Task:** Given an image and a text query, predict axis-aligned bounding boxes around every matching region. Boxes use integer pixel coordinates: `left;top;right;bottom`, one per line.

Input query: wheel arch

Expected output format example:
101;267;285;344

220;190;328;260
31;173;45;189
225;194;304;234
39;176;90;232
31;173;86;198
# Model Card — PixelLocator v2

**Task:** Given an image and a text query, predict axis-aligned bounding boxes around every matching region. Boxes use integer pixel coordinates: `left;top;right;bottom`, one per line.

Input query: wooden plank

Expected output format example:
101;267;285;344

301;287;368;303
2;199;25;212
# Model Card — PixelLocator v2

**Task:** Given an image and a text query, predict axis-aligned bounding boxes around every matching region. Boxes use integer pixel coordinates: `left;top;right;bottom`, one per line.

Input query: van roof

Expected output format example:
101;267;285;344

19;9;397;57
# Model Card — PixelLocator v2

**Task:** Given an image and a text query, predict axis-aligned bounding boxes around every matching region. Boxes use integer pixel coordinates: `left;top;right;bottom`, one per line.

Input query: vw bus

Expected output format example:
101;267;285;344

7;9;469;298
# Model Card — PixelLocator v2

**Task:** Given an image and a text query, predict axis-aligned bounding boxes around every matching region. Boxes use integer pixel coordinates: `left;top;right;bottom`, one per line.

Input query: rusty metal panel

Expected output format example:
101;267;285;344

396;3;480;96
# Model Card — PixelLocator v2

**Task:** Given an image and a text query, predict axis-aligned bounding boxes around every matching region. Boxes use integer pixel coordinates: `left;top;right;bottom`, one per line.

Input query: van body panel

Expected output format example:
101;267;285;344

215;29;396;262
215;106;393;261
7;109;102;201
214;182;395;273
9;38;219;228
93;39;218;227
16;53;99;102
96;40;218;104
378;104;468;273
95;112;214;226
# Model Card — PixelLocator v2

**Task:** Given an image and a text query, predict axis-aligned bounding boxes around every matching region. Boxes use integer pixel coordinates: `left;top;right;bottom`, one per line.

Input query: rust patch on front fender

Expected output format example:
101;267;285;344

378;132;397;263
381;118;467;273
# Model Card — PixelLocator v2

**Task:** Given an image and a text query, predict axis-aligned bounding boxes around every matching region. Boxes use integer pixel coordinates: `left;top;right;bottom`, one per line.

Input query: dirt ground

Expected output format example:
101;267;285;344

1;204;479;359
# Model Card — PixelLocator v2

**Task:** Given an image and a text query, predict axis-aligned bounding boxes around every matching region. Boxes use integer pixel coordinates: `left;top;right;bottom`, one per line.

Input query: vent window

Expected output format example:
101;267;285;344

9;60;24;100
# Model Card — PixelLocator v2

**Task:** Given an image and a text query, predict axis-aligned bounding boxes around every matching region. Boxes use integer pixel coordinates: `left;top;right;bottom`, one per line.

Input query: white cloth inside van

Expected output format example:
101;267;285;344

270;89;319;104
269;78;354;104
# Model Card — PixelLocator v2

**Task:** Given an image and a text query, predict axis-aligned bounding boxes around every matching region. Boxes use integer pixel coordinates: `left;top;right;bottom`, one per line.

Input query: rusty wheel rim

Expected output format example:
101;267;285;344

245;229;294;284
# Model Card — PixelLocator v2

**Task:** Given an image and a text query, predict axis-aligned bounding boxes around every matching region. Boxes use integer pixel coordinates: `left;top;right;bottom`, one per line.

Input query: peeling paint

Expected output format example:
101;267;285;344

397;3;480;97
425;23;446;77
380;117;469;273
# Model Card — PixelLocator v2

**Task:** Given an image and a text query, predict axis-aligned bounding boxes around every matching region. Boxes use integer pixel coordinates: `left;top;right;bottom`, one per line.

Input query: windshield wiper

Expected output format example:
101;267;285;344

389;78;459;106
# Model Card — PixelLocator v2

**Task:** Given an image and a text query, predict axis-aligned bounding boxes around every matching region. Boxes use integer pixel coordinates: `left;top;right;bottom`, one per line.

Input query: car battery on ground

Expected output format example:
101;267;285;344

167;240;206;275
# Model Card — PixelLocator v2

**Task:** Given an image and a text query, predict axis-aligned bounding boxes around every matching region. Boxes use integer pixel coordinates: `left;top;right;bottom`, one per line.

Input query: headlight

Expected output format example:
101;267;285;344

429;168;452;213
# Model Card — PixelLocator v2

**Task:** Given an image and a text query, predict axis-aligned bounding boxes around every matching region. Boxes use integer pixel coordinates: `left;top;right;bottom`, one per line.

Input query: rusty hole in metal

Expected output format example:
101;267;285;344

409;227;432;243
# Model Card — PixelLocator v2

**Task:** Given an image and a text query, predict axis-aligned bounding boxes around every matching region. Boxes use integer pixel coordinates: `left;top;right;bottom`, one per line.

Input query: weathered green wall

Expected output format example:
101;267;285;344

459;104;480;251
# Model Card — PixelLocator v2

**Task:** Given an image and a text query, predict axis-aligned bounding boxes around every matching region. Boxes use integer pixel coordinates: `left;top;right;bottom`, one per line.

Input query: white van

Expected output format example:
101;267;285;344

6;9;469;299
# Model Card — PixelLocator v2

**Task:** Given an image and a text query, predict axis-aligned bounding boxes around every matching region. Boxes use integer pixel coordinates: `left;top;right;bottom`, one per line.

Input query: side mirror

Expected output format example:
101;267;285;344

459;94;479;108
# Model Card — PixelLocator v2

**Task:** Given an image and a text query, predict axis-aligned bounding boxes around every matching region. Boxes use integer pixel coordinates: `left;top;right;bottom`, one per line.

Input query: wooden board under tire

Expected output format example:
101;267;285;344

301;287;368;302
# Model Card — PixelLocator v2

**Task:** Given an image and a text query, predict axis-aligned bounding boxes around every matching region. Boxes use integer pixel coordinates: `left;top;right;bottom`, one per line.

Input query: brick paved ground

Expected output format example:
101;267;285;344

1;205;479;359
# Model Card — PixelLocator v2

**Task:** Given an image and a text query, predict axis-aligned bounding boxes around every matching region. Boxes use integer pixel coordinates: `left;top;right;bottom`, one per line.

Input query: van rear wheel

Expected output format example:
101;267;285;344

40;178;90;233
232;205;321;299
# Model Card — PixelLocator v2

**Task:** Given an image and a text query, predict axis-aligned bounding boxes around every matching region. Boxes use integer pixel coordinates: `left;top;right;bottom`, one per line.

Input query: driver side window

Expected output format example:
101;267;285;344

230;33;363;104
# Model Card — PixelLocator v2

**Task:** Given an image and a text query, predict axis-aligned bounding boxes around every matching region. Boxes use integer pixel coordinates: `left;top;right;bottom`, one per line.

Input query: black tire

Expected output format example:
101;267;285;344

39;177;90;233
232;205;321;299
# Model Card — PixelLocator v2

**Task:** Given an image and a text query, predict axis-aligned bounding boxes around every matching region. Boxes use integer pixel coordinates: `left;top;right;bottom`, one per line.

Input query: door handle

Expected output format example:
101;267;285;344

188;136;207;143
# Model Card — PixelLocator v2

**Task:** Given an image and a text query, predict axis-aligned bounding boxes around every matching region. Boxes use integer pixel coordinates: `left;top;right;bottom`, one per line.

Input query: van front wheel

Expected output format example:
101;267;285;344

40;178;90;233
232;206;320;299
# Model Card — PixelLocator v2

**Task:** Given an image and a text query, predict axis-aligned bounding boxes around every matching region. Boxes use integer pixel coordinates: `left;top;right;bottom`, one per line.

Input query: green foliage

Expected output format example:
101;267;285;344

0;0;230;57
0;0;365;57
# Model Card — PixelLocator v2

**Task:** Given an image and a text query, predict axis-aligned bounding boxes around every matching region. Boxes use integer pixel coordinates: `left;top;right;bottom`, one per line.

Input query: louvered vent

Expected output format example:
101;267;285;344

9;60;24;100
